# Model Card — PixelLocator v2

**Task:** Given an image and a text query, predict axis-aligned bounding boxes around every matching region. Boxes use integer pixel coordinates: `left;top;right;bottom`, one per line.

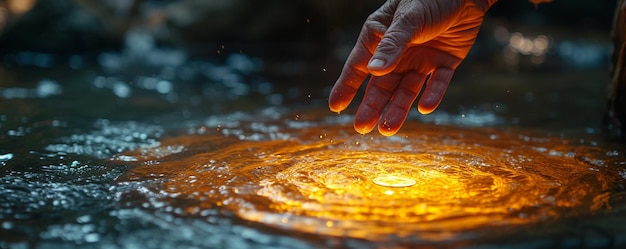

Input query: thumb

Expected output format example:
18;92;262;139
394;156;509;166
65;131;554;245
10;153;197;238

367;17;413;76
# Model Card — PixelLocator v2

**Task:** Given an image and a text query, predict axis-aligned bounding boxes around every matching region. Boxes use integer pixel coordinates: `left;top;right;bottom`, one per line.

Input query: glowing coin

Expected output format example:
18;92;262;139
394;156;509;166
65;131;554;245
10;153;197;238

372;175;416;187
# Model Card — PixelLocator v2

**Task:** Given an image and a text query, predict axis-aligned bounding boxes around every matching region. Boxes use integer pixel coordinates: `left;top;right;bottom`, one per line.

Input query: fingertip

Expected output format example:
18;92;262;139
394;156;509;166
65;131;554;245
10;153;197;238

328;100;345;113
367;20;412;76
328;98;347;113
354;122;375;135
378;111;404;136
354;109;379;135
417;96;441;114
367;57;394;76
417;104;436;115
378;108;408;136
417;68;454;115
329;105;344;114
417;94;443;114
368;58;386;69
328;82;359;113
378;123;399;136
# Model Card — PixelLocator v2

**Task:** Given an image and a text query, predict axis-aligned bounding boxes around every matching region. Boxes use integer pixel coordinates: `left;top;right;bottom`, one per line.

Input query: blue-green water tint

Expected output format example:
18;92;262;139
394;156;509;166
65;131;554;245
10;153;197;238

1;36;626;248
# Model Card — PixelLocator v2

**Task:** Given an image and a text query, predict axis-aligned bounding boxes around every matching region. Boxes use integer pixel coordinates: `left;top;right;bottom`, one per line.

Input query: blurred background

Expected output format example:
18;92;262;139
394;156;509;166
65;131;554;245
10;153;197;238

0;0;617;64
0;0;619;132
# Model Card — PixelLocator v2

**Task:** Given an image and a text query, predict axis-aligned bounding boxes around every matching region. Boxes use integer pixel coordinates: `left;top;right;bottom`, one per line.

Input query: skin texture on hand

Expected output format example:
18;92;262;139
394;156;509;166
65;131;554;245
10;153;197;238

328;0;495;136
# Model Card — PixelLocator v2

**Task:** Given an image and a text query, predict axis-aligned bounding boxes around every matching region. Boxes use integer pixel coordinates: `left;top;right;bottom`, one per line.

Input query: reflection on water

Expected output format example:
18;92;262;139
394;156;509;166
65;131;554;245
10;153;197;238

119;111;626;246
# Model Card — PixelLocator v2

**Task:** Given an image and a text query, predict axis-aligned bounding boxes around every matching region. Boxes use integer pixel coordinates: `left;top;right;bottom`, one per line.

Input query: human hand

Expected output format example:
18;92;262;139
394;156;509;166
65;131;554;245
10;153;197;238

328;0;496;136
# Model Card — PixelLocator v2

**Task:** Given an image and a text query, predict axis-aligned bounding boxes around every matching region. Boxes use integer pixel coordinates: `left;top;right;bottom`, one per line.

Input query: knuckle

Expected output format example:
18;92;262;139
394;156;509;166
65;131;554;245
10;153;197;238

376;34;406;54
363;19;388;35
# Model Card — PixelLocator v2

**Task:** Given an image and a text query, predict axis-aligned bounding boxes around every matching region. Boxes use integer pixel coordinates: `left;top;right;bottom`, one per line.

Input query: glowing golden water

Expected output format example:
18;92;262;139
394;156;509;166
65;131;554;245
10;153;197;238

119;117;625;242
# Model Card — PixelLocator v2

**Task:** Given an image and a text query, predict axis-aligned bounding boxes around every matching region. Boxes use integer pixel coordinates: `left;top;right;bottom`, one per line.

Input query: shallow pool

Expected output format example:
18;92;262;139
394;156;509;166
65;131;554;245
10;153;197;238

0;43;625;249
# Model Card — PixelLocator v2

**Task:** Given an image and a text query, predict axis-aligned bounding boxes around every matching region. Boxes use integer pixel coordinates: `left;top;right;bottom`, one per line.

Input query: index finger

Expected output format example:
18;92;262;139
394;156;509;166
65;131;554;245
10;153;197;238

329;28;379;113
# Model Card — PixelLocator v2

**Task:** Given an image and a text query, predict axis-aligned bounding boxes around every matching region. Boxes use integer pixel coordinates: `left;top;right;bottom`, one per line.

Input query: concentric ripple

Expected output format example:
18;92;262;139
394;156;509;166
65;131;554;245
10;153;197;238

372;175;417;187
119;118;625;242
255;151;511;223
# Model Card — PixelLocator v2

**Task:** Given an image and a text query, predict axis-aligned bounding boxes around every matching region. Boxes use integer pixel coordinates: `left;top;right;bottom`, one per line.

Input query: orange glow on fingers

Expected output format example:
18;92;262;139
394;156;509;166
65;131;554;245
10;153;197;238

378;122;399;136
417;104;437;114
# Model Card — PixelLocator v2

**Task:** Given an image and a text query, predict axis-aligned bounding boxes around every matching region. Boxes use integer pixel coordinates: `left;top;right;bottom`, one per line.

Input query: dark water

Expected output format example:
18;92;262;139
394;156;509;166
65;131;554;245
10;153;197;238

1;30;626;248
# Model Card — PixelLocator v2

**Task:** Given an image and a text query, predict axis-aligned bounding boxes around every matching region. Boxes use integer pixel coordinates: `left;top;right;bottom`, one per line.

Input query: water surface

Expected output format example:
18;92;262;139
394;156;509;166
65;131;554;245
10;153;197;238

1;44;625;248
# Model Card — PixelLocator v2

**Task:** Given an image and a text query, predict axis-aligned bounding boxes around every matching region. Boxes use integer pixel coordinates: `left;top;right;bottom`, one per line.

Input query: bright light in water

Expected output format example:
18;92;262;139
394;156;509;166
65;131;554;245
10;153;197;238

372;175;416;187
119;117;625;243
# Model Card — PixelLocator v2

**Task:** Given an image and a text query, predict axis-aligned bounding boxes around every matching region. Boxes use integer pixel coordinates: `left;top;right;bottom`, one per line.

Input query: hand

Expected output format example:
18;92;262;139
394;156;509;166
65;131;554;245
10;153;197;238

328;0;495;136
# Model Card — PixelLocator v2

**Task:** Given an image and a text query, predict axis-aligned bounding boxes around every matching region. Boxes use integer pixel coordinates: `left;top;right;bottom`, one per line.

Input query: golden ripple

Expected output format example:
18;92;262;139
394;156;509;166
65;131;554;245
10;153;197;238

119;121;625;242
372;175;417;187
